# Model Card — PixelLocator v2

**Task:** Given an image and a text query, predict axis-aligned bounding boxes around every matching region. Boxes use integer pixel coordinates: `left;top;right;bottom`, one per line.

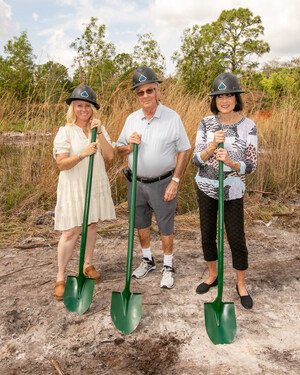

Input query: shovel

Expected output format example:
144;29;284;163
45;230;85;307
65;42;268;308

204;143;237;344
63;127;97;314
110;143;142;335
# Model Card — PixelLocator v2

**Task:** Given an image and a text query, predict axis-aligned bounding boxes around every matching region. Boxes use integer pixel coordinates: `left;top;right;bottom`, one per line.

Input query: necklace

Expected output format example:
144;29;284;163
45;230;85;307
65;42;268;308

218;112;236;125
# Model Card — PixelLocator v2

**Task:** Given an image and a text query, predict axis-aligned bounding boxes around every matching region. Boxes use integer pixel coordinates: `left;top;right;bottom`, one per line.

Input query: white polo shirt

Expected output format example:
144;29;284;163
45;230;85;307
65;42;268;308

117;103;191;178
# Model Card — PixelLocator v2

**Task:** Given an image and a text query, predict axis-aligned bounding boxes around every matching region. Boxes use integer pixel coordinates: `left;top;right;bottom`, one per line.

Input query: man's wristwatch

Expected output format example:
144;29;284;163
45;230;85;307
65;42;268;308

172;177;180;183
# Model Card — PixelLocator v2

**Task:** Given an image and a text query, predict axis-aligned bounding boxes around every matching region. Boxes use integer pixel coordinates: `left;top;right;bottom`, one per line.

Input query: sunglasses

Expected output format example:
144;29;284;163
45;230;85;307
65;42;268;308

136;87;156;97
216;93;234;98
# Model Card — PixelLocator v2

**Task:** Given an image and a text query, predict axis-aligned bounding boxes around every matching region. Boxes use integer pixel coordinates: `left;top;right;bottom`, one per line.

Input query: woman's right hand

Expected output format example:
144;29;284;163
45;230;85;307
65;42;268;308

213;130;227;146
81;142;98;158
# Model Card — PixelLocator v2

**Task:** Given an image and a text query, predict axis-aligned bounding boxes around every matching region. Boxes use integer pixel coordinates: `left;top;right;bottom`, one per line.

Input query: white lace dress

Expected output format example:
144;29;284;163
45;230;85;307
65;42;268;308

53;124;116;231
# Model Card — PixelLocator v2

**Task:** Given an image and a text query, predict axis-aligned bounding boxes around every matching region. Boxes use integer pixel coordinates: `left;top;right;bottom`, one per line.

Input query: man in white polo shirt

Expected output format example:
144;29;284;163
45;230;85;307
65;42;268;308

117;66;191;289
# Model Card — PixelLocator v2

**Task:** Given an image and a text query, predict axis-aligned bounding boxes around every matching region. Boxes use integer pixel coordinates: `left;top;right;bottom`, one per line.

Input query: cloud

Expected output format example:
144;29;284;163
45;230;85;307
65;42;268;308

36;0;149;69
38;26;76;71
32;13;39;22
0;0;16;38
254;1;300;59
149;0;300;71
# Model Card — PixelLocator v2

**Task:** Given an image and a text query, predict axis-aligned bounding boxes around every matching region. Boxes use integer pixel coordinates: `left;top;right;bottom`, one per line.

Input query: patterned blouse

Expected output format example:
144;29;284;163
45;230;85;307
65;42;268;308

193;115;257;201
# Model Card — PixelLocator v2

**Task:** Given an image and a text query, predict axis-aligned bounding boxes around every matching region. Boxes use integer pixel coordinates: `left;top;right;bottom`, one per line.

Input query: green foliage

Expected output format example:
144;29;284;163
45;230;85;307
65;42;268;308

172;23;224;93
173;7;270;93
259;59;300;100
0;31;36;99
133;33;166;76
217;8;270;72
33;61;72;103
70;17;116;91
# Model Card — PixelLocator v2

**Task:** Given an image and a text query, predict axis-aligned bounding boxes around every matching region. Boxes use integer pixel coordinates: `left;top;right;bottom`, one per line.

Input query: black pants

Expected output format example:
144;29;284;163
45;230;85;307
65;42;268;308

197;189;248;271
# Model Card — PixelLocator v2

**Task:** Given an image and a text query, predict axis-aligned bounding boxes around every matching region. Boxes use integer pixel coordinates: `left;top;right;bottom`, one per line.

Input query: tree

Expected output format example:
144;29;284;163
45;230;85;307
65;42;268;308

133;33;166;76
34;61;72;103
70;17;116;91
0;31;36;99
172;23;225;93
259;58;300;99
217;8;270;72
173;8;270;93
113;53;134;76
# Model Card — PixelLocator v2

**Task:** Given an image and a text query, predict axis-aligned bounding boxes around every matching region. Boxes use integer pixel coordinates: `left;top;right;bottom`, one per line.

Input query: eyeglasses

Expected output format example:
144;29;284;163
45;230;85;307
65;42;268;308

136;87;156;97
216;93;234;98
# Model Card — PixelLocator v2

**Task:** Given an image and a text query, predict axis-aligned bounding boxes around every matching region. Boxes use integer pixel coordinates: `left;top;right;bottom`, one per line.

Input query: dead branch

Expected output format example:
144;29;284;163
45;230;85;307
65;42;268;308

14;241;58;249
49;357;64;375
272;208;296;217
248;189;274;195
85;304;109;317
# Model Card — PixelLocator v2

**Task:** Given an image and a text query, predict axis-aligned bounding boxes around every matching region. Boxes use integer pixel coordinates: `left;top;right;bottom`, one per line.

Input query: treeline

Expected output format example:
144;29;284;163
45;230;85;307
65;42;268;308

0;8;299;108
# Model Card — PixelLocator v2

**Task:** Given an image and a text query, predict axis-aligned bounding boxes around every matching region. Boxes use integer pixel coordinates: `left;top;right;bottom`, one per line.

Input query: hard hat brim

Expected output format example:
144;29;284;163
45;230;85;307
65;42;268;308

131;79;162;90
66;97;100;110
209;89;245;96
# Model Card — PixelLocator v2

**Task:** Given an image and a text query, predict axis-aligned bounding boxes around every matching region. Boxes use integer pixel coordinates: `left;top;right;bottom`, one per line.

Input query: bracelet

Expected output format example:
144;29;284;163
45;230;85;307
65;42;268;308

172;177;180;183
78;153;83;161
205;148;213;157
97;131;102;135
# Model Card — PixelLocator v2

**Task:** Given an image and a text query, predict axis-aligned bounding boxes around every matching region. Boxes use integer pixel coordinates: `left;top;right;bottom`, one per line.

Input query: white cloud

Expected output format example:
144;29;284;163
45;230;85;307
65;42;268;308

36;0;149;70
39;26;76;71
32;13;39;22
149;0;300;71
0;0;16;38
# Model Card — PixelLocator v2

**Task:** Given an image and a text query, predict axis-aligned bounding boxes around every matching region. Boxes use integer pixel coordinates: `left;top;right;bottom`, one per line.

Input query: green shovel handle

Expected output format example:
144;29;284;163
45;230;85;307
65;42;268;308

124;143;138;296
217;142;224;302
78;127;97;284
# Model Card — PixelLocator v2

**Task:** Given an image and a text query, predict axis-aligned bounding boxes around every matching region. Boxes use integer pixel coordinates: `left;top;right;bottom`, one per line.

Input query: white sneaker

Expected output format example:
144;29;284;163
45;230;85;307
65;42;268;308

132;257;156;279
160;266;175;289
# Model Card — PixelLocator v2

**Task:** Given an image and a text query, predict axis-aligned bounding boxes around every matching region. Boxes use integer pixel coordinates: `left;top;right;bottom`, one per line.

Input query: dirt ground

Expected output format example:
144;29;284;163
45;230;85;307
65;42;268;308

0;204;299;375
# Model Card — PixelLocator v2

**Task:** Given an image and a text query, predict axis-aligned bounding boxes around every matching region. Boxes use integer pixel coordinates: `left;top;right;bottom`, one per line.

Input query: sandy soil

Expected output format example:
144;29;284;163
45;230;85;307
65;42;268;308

0;208;299;375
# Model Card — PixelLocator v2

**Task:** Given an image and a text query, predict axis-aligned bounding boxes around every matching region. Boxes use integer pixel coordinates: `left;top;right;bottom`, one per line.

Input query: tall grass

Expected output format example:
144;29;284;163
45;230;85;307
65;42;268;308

0;81;299;218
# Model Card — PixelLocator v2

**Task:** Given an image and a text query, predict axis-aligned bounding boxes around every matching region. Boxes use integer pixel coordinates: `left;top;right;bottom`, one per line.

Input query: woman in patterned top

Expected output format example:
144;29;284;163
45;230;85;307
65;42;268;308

193;72;257;309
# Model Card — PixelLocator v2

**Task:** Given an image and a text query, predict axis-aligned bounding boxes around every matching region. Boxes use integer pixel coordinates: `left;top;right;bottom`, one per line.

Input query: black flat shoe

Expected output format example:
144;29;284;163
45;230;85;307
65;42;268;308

196;277;218;294
236;285;253;309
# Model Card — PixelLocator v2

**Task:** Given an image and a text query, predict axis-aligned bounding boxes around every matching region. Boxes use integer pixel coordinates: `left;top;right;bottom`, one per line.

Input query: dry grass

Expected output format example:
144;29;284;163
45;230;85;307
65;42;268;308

0;82;299;225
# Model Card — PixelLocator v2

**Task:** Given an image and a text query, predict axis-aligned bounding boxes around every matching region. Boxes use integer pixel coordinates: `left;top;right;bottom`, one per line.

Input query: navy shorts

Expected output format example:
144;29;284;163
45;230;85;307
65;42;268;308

126;175;177;236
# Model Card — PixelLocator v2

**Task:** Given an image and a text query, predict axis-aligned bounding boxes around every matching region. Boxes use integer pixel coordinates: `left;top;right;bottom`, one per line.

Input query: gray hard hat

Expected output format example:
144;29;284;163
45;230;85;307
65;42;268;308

131;66;162;90
66;85;100;109
209;72;244;96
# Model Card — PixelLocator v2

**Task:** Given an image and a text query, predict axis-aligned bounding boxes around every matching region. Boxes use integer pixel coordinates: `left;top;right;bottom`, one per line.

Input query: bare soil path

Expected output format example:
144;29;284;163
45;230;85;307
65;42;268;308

0;210;299;375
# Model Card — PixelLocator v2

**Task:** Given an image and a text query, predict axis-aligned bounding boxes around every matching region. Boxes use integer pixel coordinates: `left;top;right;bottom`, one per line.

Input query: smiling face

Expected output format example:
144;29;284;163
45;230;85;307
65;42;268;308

216;93;237;115
136;83;160;112
73;100;93;124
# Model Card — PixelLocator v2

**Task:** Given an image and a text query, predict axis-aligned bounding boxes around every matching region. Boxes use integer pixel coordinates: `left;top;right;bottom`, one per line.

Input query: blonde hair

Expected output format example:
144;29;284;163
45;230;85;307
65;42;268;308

66;101;100;128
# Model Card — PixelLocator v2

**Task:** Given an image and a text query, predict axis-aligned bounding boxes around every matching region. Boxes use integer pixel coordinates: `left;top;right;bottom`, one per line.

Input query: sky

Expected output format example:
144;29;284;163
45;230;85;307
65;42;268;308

0;0;299;76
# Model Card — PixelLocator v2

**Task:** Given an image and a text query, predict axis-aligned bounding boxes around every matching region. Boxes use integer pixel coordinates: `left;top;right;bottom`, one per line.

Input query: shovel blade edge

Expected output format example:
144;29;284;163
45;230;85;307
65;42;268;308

110;291;142;335
204;301;236;345
63;276;95;314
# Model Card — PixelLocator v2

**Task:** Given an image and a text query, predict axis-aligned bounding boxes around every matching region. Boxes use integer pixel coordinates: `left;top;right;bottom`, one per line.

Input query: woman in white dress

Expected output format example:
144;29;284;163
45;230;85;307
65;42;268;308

53;85;116;300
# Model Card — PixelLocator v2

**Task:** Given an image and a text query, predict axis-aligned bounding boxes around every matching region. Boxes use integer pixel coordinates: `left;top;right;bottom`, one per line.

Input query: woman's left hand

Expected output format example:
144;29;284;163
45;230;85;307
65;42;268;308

90;119;101;131
216;148;231;166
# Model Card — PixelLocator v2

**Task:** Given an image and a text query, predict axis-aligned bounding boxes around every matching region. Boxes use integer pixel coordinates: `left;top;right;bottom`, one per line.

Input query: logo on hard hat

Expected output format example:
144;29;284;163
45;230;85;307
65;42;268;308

218;82;227;90
139;74;147;82
81;91;89;98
